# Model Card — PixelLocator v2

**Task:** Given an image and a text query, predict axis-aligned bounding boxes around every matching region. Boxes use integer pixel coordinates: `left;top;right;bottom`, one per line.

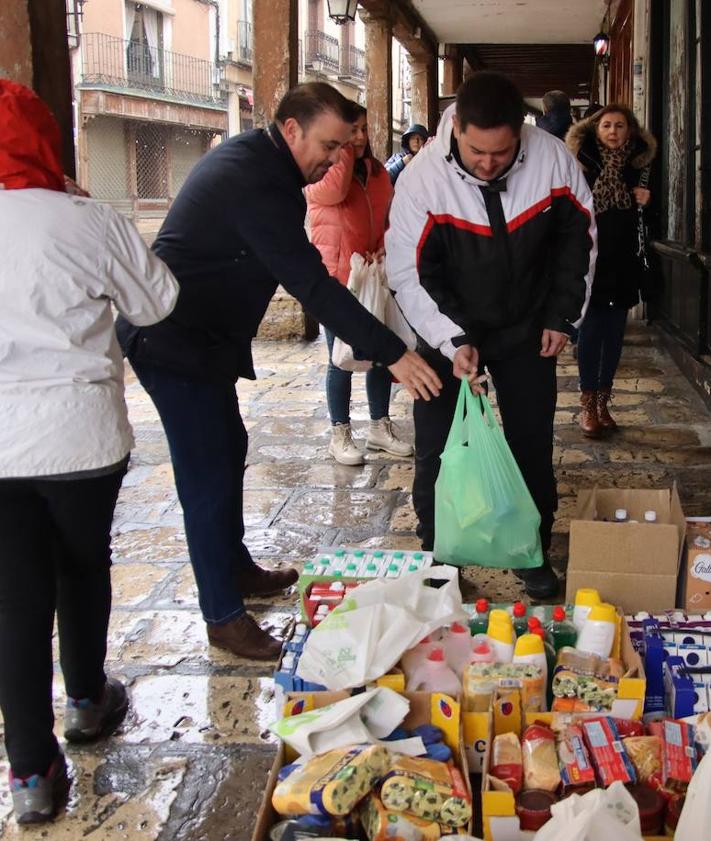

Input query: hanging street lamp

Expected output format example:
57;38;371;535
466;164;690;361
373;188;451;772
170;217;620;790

593;31;611;59
327;0;359;25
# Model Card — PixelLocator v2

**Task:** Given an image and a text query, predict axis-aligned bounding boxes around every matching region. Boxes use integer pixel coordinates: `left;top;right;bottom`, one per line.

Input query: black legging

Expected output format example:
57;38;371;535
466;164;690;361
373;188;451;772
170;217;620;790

0;462;126;776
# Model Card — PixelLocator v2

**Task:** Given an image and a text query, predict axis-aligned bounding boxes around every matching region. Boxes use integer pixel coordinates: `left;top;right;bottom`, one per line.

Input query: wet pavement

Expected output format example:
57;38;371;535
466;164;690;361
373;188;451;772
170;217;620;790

1;322;711;838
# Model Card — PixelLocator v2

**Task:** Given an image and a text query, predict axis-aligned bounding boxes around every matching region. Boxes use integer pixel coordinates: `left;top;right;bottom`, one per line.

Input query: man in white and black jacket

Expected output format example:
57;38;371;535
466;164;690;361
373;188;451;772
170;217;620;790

386;72;597;598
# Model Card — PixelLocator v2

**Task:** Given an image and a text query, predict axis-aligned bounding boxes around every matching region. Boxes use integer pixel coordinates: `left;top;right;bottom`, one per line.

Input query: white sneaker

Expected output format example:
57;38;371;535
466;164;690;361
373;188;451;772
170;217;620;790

328;423;365;465
366;418;413;458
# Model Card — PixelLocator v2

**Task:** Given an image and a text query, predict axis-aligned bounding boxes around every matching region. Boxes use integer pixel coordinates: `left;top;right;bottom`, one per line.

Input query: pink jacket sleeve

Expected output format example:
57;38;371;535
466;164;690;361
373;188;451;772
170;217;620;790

305;144;355;206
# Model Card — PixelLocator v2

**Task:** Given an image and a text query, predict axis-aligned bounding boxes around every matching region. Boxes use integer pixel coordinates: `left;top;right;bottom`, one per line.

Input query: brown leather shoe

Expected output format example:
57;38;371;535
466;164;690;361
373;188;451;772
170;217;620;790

597;387;618;431
579;390;602;437
207;613;283;660
240;564;298;597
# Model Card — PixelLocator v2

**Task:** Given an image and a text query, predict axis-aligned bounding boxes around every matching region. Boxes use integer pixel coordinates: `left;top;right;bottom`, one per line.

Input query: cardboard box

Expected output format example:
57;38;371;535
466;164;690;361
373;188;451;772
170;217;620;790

681;519;711;612
566;486;686;614
252;691;470;841
464;615;646;774
481;710;666;841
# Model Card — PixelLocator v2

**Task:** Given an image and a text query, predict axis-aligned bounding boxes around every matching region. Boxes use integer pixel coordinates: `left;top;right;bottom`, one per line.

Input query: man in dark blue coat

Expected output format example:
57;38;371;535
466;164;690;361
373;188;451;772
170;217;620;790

117;83;441;659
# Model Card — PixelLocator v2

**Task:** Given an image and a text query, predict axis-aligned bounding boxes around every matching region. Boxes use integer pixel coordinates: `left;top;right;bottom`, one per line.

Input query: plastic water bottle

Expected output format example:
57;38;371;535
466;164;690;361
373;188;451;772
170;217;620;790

512;601;528;638
573;588;602;633
545;606;578;652
615;508;628;523
469;598;490;637
401;635;437;680
444;622;473;676
406;647;461;695
644;510;658;523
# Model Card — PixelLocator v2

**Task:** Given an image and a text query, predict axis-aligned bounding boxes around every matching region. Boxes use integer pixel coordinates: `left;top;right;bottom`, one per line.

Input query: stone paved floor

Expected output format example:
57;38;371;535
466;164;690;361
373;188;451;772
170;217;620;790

1;323;711;839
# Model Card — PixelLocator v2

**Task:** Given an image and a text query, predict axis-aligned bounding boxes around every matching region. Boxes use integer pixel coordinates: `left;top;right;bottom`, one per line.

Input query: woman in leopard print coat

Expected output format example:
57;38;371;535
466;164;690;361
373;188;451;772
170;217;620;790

566;105;657;438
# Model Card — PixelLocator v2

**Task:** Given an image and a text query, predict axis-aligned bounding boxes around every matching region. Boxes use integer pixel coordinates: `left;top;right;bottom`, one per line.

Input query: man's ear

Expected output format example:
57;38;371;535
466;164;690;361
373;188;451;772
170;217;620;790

281;117;301;147
452;113;461;139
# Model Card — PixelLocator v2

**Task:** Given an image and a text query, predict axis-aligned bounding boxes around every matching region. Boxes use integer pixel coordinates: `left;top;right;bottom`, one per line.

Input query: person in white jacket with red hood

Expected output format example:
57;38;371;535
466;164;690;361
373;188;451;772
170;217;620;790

0;79;178;824
386;72;597;599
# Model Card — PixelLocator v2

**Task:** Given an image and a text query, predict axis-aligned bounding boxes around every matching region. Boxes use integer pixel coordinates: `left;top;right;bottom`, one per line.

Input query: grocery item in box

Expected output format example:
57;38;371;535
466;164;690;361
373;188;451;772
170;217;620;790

557;725;595;791
623;736;663;789
521;724;560;792
379;755;472;828
551;647;623;713
659;719;698;790
271;744;389;817
490;732;523;794
462;662;544;713
360;793;445;841
581;717;637;786
627;785;666;835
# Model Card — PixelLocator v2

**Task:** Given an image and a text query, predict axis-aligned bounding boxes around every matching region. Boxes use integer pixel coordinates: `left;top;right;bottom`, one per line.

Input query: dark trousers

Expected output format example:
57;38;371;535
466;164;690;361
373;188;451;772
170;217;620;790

577;304;628;391
0;464;126;776
324;329;392;425
413;346;558;557
131;360;253;625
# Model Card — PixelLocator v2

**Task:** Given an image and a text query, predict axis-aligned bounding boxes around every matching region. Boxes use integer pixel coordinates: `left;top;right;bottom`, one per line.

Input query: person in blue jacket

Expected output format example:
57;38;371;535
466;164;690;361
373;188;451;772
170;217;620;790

116;83;441;661
385;123;429;184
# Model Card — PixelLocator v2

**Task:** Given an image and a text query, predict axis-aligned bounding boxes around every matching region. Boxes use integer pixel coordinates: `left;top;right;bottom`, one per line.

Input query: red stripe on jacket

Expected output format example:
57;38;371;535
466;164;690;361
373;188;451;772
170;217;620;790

416;212;493;270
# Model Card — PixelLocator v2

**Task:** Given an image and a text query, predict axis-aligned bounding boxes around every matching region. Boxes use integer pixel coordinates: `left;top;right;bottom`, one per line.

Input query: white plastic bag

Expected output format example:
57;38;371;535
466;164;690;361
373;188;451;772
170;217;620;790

331;254;416;372
533;782;643;841
296;565;467;690
674;748;711;841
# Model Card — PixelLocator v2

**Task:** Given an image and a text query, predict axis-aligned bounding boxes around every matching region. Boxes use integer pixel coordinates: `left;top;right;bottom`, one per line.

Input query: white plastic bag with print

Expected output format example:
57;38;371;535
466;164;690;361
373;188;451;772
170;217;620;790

296;565;467;690
331;254;388;372
674;748;711;841
533;782;643;841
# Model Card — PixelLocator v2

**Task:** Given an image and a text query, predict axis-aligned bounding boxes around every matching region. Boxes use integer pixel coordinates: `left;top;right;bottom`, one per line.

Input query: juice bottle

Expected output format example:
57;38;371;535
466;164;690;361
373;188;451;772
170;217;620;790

545;606;578;652
512;601;528;638
469;598;490;637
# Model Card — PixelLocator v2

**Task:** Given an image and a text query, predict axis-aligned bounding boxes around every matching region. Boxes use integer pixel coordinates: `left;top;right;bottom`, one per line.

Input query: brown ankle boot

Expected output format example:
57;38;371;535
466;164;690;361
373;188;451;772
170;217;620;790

578;390;602;437
241;564;298;597
207;613;283;660
597;388;617;431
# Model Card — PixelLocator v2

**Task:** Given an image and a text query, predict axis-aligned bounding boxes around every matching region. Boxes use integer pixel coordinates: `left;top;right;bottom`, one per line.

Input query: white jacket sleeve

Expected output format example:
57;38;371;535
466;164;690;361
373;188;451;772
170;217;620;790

385;178;465;361
103;209;179;326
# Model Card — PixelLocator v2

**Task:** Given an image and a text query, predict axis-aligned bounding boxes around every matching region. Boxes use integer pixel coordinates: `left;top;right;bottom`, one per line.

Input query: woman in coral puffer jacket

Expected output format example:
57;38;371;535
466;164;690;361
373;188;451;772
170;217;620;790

307;104;413;466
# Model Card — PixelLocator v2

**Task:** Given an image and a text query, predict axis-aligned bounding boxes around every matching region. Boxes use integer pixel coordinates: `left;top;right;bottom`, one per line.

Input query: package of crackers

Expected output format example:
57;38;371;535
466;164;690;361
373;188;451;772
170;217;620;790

581;717;637;786
557;724;595;792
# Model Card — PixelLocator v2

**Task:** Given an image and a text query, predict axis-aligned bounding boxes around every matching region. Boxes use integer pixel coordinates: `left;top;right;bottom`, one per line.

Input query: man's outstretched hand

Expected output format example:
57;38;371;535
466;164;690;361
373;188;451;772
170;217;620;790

388;351;442;401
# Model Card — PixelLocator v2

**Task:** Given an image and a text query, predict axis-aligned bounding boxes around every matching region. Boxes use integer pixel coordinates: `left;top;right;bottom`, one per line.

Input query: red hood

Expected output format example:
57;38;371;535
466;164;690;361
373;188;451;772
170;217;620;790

0;79;65;191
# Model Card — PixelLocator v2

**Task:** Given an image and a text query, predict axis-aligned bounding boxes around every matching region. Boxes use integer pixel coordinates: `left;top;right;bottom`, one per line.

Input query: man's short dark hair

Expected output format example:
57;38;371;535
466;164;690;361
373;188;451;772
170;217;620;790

455;72;525;133
275;82;352;129
542;90;571;113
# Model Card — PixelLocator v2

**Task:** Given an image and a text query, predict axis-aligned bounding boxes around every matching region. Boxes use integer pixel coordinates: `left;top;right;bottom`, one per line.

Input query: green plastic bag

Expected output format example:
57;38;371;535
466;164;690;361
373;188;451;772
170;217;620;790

434;380;544;569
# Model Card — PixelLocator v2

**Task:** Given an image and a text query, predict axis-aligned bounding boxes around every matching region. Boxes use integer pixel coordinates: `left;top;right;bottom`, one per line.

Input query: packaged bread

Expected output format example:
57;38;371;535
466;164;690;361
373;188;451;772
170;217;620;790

360;793;446;841
521;724;561;792
623;736;663;789
272;743;389;817
463;663;544;713
379;755;472;828
491;732;523;794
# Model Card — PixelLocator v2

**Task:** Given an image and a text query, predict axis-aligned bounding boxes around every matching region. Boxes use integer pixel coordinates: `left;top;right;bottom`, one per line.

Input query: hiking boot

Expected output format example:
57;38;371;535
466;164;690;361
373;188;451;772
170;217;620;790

64;677;129;743
366;418;413;458
241;564;298;597
513;564;560;600
597;387;618;431
207;612;283;660
10;753;69;825
578;390;602;438
328;423;364;465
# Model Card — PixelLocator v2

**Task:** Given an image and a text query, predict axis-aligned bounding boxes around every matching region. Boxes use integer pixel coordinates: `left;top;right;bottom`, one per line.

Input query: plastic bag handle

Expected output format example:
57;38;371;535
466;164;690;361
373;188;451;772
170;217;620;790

442;379;471;450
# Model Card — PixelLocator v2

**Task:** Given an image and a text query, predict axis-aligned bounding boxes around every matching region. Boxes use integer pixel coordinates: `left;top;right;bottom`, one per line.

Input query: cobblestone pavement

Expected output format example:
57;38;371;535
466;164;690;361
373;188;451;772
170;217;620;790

1;323;711;839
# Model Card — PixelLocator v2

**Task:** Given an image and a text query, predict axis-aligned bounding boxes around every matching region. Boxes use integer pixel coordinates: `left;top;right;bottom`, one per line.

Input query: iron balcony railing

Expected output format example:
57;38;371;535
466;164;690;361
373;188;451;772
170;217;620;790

346;44;365;79
304;29;339;73
236;20;253;65
80;32;226;106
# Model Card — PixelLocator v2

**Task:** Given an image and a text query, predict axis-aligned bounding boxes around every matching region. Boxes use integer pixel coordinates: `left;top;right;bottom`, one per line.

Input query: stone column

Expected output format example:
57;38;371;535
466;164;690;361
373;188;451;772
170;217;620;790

442;45;463;96
408;52;438;133
252;0;298;127
359;6;393;161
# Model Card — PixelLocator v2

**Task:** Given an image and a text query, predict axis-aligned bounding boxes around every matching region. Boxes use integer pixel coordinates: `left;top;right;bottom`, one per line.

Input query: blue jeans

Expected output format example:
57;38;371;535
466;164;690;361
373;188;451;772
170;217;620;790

325;329;392;425
131;361;251;625
577;304;628;391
